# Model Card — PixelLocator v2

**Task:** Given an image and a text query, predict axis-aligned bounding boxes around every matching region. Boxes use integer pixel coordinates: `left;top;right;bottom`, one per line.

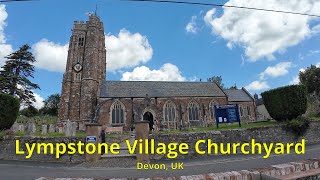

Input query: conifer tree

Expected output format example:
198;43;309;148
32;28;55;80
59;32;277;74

0;44;40;107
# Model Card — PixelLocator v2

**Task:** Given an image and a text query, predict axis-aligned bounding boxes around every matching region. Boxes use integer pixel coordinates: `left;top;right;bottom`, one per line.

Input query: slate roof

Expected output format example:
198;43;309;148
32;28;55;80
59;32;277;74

224;89;254;102
255;98;264;106
100;80;226;98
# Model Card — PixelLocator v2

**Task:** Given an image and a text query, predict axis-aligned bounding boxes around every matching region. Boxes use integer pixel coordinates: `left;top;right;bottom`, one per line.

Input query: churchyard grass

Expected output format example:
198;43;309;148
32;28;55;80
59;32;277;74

160;120;278;134
14;131;26;137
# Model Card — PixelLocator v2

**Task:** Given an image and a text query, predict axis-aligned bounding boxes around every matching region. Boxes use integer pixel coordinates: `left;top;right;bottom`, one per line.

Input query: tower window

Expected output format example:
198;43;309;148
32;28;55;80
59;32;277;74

78;37;85;47
76;55;82;63
75;73;82;81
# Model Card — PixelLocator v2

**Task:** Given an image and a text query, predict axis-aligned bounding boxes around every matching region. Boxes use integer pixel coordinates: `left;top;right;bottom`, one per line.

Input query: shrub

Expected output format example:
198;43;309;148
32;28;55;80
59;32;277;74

285;116;310;137
0;131;4;140
261;85;307;121
0;93;20;130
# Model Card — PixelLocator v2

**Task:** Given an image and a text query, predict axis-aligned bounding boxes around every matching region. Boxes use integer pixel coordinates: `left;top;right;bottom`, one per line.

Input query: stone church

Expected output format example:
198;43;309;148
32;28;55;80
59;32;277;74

58;14;257;131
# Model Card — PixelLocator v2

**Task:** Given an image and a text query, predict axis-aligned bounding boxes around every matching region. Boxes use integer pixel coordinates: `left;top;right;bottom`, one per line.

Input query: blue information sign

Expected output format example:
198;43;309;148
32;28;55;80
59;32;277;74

215;104;241;128
86;136;97;143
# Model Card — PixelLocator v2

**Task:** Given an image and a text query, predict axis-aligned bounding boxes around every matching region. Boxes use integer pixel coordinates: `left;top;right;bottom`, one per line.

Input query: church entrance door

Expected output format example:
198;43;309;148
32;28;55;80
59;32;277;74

143;112;154;131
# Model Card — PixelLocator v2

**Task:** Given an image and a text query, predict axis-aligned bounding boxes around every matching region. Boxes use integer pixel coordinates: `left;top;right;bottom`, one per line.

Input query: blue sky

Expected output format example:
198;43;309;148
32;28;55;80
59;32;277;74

0;0;320;108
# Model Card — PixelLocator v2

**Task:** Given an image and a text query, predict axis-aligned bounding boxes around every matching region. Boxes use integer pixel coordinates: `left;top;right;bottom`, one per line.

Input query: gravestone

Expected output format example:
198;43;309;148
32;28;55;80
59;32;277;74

71;122;77;136
26;122;36;135
65;120;77;137
42;124;48;135
58;127;63;133
11;122;19;133
49;124;55;133
18;124;25;132
79;123;86;131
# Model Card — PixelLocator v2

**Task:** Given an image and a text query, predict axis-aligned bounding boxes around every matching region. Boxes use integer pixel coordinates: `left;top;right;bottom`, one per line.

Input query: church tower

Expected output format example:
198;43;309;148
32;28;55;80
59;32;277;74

58;14;106;129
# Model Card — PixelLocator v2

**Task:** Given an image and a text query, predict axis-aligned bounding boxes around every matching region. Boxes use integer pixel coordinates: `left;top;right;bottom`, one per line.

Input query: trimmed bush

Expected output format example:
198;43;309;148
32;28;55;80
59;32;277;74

0;93;20;130
285;116;310;137
261;85;307;121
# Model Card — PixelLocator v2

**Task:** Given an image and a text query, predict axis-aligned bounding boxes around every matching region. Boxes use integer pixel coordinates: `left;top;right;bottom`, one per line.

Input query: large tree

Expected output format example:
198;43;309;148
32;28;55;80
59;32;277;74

0;44;40;107
299;64;320;95
299;64;320;116
40;93;61;116
207;76;224;88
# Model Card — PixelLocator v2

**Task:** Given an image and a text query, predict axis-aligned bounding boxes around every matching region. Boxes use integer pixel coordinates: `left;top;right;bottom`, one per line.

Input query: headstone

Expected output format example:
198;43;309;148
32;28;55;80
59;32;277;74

71;122;77;137
11;122;19;133
42;124;48;135
18;124;25;132
26;122;36;135
49;124;55;133
66;120;76;137
79;123;86;131
58;127;63;133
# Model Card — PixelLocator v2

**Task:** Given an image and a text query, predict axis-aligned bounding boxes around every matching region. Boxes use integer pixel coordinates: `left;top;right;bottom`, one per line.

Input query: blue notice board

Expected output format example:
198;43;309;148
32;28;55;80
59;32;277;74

86;136;97;143
215;104;241;128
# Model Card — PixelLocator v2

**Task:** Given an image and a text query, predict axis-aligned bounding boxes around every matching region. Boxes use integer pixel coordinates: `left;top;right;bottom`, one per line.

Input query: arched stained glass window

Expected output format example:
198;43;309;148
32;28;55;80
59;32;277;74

209;101;216;120
111;100;125;125
163;101;176;122
188;101;200;121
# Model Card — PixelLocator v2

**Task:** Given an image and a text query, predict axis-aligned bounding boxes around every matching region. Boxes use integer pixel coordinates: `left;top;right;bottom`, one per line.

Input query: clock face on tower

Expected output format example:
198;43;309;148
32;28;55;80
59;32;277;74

73;63;82;72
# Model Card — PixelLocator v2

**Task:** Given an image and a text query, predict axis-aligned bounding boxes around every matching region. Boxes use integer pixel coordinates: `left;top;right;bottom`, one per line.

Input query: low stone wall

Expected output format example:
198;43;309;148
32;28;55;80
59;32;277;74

149;122;320;160
1;122;319;163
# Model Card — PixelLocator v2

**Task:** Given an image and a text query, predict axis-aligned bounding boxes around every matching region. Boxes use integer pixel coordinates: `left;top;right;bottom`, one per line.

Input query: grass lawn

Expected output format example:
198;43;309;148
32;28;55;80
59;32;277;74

160;120;279;134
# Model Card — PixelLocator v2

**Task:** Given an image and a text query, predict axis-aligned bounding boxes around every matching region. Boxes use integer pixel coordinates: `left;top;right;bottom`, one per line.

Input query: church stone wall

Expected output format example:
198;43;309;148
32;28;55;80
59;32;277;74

96;97;228;131
229;101;257;123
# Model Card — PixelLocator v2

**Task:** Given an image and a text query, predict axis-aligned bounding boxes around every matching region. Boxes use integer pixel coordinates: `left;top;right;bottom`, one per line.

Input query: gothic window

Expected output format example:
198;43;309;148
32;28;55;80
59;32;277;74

75;73;81;81
209;101;216;120
111;100;125;125
163;101;176;122
239;105;243;117
247;106;251;116
78;37;85;47
188;101;200;121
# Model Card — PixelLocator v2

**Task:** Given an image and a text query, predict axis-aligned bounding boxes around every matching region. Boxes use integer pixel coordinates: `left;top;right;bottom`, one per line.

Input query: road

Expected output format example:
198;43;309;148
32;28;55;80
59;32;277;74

0;143;319;180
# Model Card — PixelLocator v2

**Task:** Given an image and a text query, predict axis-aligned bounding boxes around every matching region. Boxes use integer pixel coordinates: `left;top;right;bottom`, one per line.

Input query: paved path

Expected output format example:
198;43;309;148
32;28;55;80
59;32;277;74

0;143;319;180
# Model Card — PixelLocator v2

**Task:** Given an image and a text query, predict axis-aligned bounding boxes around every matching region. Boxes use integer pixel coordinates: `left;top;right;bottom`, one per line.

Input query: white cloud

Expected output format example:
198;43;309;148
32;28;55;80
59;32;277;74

260;62;292;79
105;29;153;71
121;63;186;81
32;39;68;72
0;4;13;67
245;81;270;91
186;16;198;34
204;0;320;60
32;93;45;109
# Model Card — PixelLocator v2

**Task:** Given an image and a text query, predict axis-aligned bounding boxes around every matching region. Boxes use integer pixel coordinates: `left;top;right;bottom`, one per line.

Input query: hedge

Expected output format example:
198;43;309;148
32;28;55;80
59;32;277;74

0;93;20;130
261;85;307;121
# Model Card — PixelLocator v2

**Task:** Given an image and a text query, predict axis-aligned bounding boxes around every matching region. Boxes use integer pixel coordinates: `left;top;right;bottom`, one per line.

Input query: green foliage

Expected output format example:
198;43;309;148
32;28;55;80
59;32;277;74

285;116;310;137
299;64;320;95
229;84;238;90
14;131;26;137
207;76;224;89
0;131;4;140
16;115;58;124
0;44;40;107
0;93;20;130
261;85;307;121
20;106;39;117
39;93;61;116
